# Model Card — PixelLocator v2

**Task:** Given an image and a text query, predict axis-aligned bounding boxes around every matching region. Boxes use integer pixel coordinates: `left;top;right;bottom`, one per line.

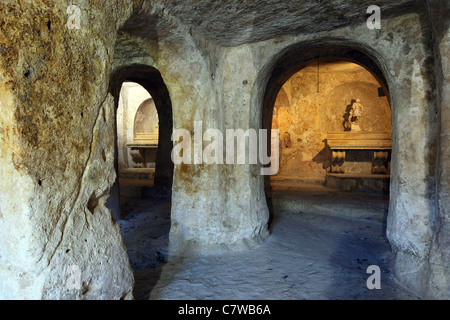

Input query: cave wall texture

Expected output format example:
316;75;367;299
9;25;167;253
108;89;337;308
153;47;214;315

0;0;448;299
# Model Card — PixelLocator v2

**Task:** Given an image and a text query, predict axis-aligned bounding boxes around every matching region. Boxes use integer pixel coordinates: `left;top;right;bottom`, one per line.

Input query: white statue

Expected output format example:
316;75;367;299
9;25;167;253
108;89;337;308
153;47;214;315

348;99;363;132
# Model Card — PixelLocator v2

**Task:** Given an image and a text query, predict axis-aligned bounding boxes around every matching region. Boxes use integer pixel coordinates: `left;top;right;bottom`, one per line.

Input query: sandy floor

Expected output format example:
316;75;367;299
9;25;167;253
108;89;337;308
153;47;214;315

118;185;419;300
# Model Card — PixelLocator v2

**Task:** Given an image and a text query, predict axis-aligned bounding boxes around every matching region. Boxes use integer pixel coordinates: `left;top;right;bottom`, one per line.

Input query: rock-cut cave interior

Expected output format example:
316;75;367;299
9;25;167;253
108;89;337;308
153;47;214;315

0;0;448;301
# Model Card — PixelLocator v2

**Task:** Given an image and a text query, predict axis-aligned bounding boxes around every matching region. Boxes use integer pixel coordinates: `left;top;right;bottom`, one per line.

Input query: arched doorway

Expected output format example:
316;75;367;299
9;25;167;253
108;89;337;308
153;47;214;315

257;43;409;298
271;58;392;216
108;65;174;299
261;44;393;224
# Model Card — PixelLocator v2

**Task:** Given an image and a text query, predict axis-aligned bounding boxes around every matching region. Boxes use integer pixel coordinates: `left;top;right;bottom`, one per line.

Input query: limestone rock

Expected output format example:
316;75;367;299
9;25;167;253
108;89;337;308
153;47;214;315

0;0;448;300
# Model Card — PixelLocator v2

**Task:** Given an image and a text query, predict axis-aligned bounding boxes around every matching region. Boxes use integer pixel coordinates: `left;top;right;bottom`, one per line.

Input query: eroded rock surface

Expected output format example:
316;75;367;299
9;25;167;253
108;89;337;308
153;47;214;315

0;0;448;299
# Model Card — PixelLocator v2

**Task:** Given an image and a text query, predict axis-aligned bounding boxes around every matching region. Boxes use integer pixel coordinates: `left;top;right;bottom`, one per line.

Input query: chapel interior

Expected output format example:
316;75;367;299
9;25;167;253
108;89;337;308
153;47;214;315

0;0;448;300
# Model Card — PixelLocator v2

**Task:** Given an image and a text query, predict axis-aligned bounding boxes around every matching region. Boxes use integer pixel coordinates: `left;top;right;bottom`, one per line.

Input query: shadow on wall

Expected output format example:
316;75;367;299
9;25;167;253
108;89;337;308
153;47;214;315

312;144;332;174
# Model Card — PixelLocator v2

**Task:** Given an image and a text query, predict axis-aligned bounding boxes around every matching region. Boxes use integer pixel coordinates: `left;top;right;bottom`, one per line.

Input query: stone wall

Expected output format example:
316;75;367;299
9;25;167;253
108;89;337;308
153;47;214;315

0;0;447;300
133;99;158;140
425;0;450;299
0;0;135;299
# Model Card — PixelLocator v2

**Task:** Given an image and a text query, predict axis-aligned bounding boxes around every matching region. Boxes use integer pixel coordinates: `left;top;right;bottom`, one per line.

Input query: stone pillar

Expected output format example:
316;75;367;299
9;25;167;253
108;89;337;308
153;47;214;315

0;1;134;299
145;34;270;256
384;9;449;298
426;0;450;299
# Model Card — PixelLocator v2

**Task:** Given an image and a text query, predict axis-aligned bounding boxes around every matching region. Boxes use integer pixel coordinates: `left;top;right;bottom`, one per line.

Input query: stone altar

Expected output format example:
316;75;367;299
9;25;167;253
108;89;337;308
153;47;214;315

326;132;392;175
128;133;158;168
325;132;391;194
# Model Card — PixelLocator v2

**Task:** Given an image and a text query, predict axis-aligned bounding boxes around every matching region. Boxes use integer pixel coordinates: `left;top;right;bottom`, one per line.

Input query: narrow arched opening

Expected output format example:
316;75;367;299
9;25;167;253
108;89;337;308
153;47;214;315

108;64;173;299
117;83;157;195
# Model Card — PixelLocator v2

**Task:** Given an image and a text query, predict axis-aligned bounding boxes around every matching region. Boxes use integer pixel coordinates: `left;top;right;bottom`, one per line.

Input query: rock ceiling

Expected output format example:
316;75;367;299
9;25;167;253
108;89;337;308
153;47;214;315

128;0;422;46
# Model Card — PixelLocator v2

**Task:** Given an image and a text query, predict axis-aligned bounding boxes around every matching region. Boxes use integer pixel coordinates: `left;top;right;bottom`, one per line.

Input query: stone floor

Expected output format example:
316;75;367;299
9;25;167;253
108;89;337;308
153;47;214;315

117;184;420;300
269;181;390;222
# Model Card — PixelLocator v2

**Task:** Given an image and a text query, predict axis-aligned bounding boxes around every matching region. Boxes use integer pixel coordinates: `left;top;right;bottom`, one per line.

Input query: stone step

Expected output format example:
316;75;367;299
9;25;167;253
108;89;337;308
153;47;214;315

119;168;155;180
268;184;389;223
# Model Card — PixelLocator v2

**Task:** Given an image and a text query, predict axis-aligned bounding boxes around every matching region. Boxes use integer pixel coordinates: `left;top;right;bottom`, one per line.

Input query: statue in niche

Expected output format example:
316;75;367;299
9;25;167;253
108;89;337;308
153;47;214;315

281;132;292;148
345;99;363;132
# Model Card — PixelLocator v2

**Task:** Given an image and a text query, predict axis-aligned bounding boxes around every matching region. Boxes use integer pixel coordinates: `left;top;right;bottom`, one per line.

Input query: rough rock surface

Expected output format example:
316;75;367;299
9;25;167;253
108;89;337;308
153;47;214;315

0;0;135;299
0;0;448;299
